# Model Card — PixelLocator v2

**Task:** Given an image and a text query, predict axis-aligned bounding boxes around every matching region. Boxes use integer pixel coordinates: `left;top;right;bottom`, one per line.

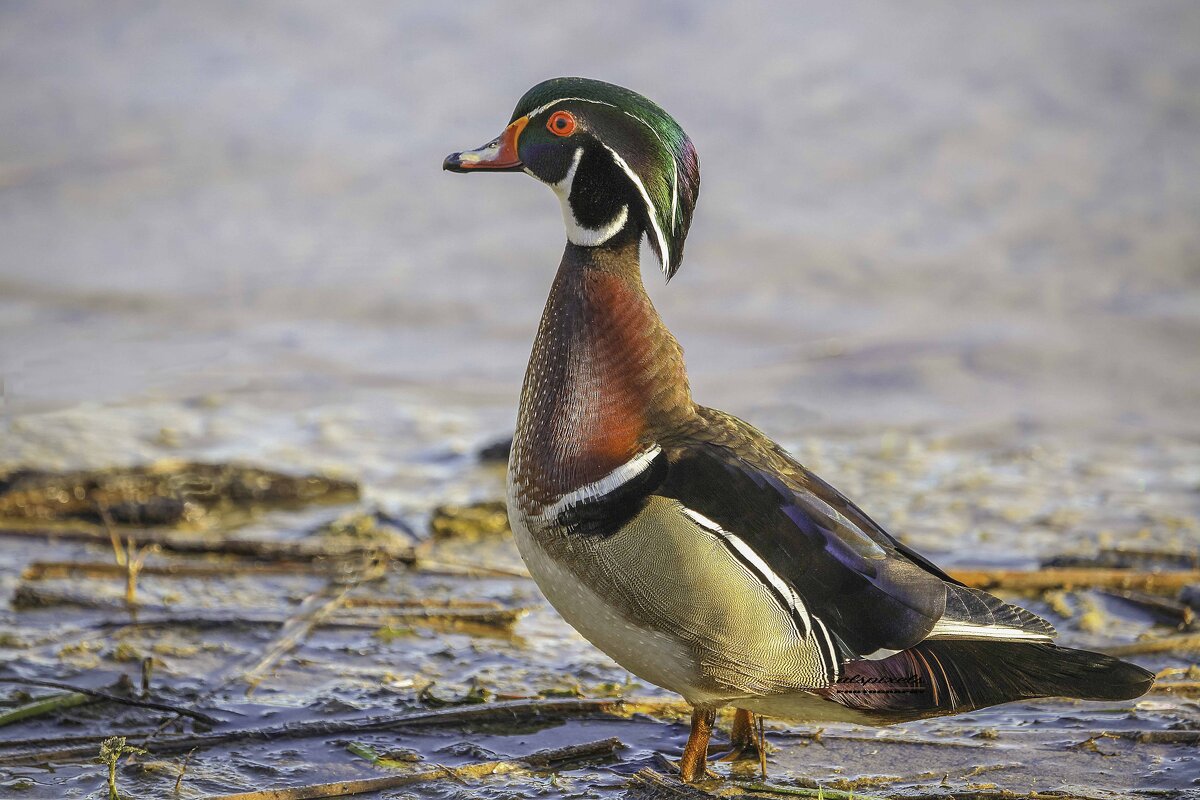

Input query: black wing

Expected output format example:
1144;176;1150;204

657;438;945;659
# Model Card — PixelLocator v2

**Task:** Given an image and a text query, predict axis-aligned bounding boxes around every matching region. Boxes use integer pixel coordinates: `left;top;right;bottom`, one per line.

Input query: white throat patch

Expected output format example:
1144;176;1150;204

549;147;629;247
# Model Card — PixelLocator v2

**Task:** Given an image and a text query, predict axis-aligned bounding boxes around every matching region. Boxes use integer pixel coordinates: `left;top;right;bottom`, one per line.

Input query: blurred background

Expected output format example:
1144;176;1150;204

3;2;1199;472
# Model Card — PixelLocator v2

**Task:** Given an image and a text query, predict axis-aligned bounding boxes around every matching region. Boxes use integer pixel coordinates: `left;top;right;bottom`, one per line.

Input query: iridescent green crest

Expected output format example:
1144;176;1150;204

512;77;701;278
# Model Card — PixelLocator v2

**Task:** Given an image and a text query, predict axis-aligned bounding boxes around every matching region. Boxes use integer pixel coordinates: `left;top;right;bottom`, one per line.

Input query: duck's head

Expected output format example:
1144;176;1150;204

444;77;700;279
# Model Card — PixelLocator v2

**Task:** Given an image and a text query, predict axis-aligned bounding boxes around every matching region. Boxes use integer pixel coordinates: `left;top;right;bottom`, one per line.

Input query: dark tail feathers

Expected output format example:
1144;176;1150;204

822;640;1153;721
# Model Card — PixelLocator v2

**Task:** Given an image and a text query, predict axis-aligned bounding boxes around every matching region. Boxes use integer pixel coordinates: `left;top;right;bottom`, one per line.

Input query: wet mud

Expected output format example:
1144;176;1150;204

0;436;1196;798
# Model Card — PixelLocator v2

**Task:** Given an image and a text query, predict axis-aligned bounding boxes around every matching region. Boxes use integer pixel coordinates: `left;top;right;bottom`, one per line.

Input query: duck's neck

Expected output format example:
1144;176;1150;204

510;231;694;511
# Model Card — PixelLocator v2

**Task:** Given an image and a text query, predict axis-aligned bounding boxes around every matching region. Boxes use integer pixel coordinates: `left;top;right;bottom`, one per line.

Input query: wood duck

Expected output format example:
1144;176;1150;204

443;77;1153;783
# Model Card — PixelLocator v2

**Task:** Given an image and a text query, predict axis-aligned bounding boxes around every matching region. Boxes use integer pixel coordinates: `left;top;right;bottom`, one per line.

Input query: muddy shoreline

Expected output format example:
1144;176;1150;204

0;440;1195;798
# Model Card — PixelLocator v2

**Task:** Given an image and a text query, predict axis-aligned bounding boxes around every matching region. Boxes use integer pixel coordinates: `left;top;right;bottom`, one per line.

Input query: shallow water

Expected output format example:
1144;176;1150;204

1;2;1199;797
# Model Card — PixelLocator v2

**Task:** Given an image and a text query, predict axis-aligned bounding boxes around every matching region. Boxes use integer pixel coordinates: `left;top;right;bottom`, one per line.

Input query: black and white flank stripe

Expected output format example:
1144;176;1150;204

543;445;668;537
679;506;842;683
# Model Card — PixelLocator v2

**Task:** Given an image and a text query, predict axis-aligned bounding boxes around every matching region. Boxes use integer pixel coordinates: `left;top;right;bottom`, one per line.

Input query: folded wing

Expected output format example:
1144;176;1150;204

660;408;1055;667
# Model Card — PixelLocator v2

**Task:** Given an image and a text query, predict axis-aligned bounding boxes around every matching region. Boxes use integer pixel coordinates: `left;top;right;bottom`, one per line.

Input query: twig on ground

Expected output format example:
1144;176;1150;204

519;736;623;767
341;597;499;609
947;567;1200;594
206;761;513;800
1096;589;1194;629
768;728;991;749
190;736;622;800
0;697;626;766
1105;729;1200;745
22;560;338;580
894;793;1109;800
625;768;713;799
1104;632;1200;656
1043;547;1200;570
237;582;355;692
145;561;385;742
411;556;532;579
173;747;196;794
1148;680;1200;695
13;587;528;632
0;525;414;563
125;536;159;606
9;585;528;633
100;506;124;567
0;677;218;725
738;779;887;799
0;690;92;727
0;731;162;751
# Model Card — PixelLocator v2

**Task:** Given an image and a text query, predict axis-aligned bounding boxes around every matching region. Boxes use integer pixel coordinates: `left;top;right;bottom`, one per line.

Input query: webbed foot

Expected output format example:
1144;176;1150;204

714;708;763;762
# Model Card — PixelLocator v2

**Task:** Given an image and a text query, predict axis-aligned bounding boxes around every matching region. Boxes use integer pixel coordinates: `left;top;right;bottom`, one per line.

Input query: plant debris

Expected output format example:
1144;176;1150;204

429;500;511;539
0;462;358;527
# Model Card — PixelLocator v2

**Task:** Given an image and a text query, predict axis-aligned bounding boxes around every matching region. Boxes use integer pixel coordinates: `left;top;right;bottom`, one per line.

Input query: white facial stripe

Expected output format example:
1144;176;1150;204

550;147;629;247
526;98;677;268
530;99;666;158
601;144;671;273
540;445;663;520
527;96;618;118
670;161;679;233
614;109;683;238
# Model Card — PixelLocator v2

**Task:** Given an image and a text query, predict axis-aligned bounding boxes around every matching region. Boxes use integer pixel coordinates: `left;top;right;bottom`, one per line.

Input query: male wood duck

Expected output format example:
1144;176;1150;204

443;77;1153;783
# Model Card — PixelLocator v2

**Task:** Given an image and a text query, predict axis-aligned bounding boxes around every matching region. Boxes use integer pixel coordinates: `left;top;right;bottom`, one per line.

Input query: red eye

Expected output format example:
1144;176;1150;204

547;110;576;137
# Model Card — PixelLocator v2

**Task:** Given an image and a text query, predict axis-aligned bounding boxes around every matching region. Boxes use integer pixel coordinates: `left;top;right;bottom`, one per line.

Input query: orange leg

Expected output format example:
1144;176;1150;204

731;707;756;747
679;707;717;782
716;708;767;777
716;707;760;761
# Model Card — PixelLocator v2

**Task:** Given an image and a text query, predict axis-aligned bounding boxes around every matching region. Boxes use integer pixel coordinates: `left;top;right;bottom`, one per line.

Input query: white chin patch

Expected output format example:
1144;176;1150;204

551;147;629;247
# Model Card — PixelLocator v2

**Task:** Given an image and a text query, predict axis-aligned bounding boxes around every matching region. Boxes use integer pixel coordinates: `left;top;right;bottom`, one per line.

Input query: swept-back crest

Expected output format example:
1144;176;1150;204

513;78;701;279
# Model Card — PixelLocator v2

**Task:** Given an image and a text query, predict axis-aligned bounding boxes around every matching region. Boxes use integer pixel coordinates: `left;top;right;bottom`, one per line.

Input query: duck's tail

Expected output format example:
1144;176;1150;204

819;640;1153;722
